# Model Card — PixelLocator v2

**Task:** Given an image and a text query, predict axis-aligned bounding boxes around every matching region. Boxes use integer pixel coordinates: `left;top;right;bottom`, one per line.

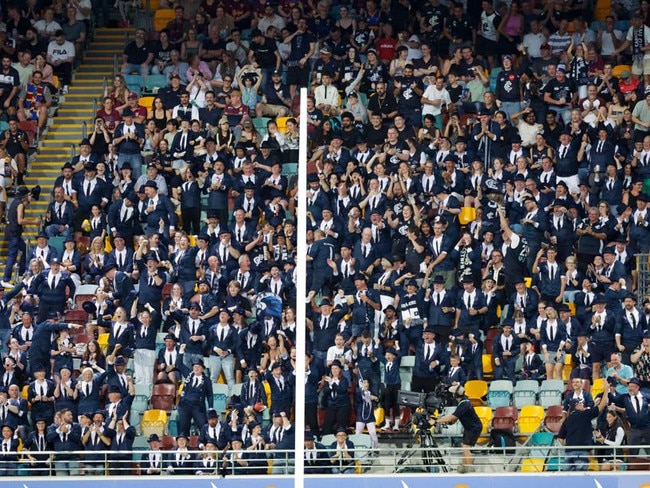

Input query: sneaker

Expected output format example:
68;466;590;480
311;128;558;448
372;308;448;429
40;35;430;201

392;425;400;431
62;85;69;94
0;280;13;288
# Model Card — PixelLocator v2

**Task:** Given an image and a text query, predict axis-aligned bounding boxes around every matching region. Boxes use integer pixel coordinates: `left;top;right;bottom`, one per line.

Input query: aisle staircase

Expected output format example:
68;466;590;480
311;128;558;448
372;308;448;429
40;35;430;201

0;28;126;282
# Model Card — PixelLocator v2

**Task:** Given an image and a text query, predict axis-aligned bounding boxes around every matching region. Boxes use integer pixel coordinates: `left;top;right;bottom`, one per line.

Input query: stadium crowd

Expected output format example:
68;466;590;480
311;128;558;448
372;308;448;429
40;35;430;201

0;0;649;478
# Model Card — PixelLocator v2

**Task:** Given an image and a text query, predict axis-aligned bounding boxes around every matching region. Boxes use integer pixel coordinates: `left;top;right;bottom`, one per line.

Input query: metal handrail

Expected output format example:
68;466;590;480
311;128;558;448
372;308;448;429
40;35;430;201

2;444;649;476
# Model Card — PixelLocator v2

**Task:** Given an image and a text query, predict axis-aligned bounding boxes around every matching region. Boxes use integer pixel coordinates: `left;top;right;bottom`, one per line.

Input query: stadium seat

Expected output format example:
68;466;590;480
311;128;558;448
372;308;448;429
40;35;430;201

134;384;152;398
489;67;502;92
400;355;415;368
521;458;545;472
64;309;88;325
484;328;501;355
231;383;243;397
492;406;518;433
464;380;488;406
543;405;564;434
139;95;154;113
153;9;175;31
513;380;539;408
49;236;66;256
517;405;545;437
160;435;175;450
275;116;291;131
487;379;513;408
141;409;168;437
283;162;298;176
97;333;109;353
150;383;176;411
124;74;143;95
144;74;167;94
473;405;492;436
253;117;271;132
539;379;565;408
213;383;229;413
482;354;494;380
591;378;606;399
131;394;149;413
458;206;476;226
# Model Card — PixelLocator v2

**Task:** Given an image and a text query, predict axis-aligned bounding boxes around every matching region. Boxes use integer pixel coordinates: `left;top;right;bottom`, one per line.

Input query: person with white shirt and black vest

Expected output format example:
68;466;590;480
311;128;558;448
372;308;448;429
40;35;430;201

113;107;145;179
493;320;519;383
589;295;617;380
29;257;75;323
176;352;214;437
139;433;164;475
611;377;650;455
165;433;196;476
23;416;52;476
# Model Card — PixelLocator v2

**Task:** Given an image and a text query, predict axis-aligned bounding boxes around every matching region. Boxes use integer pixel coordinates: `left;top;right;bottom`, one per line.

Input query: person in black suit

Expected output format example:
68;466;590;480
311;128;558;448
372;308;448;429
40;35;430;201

265;361;294;416
140;180;177;238
47;407;82;475
176;353;214;436
165;433;196;476
44;186;74;238
239;367;267;413
136;252;167;312
72;163;109;236
179;166;204;235
23;416;52;476
424;274;457;339
304;431;330;474
29;259;76;323
197;407;231;450
0;424;19;476
156;333;183;384
140;433;165;475
103;262;136;314
106;412;136;475
108;234;135;273
519;339;544;380
237;323;263;373
548;199;577;263
206;160;233;225
616;292;648;365
107;193;141;245
411;326;446;393
493;321;520;383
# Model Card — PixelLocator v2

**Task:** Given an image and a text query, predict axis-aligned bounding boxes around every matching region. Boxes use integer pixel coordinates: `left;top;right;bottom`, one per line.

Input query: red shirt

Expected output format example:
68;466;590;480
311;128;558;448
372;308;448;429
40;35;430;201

375;37;397;63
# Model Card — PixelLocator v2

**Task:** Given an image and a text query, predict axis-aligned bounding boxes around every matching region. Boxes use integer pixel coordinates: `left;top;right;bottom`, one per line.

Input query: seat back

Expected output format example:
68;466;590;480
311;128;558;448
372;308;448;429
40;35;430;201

492;406;518;432
521;458;545;472
144;74;168;94
153;9;175;31
518;405;545;434
473;406;492;434
543;404;564;434
513;380;540;408
539;379;565;407
488;380;513;408
465;380;488;406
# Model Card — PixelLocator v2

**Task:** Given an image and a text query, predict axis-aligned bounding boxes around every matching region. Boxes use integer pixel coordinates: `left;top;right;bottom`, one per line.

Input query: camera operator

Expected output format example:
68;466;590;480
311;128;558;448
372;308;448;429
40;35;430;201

430;384;482;473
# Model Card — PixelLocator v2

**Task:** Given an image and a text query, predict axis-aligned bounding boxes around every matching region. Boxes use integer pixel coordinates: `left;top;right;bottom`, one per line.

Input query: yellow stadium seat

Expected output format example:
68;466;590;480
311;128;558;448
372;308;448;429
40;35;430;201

141;409;168;437
153;9;175;31
524;277;532;288
275;116;291;132
594;0;613;21
374;407;385;427
97;333;109;353
104;236;113;253
482;354;494;379
591;378;606;399
464;380;488;406
567;302;576;316
51;75;60;91
518;405;545;437
459;206;476;226
22;385;29;402
140;95;154;113
187;235;197;247
521;458;545;472
474;405;493;436
264;380;272;409
612;65;632;78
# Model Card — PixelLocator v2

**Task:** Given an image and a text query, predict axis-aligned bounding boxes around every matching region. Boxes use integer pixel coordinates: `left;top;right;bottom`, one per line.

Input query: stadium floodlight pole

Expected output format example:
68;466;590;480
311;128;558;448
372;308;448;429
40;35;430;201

294;86;308;487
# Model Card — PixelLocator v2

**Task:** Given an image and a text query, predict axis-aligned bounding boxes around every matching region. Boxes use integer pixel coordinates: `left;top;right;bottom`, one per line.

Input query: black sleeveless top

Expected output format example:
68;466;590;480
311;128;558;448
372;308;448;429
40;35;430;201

5;199;22;238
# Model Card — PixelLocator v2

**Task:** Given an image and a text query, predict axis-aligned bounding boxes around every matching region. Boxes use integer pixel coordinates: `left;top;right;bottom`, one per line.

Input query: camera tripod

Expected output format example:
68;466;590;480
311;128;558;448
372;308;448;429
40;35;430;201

395;425;448;473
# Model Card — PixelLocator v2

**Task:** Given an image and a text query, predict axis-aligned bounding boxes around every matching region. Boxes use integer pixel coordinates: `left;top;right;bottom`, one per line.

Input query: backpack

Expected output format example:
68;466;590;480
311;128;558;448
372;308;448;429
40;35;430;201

488;429;516;455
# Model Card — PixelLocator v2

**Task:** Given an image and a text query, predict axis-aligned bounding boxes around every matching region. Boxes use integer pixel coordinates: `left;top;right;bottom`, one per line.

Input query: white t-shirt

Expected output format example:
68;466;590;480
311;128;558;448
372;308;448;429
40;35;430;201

422;85;451;116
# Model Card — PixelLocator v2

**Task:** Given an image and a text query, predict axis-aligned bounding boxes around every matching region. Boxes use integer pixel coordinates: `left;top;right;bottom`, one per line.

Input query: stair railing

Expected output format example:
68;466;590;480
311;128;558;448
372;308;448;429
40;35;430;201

69;144;76;162
113;54;118;75
82;121;88;139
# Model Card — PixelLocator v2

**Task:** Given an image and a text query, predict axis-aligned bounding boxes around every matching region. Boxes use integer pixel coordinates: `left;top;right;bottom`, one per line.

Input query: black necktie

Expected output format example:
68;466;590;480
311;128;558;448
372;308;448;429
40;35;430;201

631;313;637;328
635;396;641;413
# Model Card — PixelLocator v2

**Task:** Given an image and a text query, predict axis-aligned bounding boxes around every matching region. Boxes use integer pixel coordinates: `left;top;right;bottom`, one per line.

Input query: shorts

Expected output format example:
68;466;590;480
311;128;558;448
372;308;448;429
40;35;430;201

476;39;498;58
631;58;650;76
590;343;614;363
462;428;481;447
259;103;288;117
286;65;310;87
542;350;566;364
